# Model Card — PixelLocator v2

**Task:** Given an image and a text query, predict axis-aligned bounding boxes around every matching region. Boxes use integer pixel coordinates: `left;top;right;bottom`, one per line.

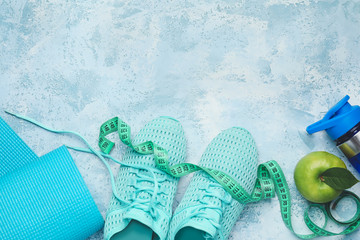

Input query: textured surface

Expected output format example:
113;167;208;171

105;117;186;240
1;0;360;239
0;117;38;177
169;127;258;240
0;118;104;240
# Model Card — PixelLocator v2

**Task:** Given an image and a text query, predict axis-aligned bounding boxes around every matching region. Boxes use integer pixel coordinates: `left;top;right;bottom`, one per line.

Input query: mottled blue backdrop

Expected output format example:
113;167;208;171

1;0;360;239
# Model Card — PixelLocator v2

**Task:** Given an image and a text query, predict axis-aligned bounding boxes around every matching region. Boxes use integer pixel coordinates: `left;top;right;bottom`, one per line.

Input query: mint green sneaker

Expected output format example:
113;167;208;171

168;127;258;240
104;117;186;240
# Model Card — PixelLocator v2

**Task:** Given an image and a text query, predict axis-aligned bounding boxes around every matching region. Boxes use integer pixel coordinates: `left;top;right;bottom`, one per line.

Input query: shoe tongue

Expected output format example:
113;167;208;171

135;168;155;198
205;184;232;203
179;185;229;238
180;208;220;238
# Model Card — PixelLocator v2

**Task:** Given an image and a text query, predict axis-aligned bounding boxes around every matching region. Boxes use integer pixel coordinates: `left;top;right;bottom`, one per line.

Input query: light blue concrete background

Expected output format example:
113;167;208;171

1;0;360;239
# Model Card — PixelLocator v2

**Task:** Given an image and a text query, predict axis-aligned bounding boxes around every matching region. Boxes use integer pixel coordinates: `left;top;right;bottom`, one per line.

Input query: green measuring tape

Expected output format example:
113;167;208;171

99;117;360;239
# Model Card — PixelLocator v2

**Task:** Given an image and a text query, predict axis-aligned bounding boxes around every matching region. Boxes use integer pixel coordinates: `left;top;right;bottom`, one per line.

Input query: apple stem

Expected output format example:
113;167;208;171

320;176;325;182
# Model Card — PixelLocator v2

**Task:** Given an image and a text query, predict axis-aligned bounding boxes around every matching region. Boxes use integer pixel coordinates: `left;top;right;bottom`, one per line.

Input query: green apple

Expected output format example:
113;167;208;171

294;151;346;203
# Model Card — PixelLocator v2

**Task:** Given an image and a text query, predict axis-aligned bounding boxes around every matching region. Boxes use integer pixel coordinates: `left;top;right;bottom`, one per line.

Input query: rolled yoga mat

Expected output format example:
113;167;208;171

0;117;104;239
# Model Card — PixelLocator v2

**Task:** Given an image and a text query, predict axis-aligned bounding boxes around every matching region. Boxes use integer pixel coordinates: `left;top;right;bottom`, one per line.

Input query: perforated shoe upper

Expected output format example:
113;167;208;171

168;127;258;240
104;117;186;240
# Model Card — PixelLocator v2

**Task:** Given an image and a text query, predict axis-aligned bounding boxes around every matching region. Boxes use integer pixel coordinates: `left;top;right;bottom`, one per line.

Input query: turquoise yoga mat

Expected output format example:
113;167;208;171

0;117;104;239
